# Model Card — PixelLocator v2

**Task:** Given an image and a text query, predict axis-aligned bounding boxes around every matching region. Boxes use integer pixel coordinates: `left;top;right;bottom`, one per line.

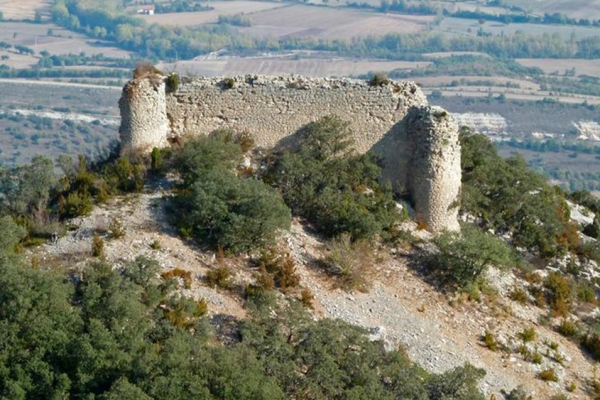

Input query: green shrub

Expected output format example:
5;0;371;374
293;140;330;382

509;287;529;304
519;327;536;342
60;191;93;218
549;394;569;400
528;350;543;364
123;255;160;289
170;135;290;253
0;216;27;260
109;217;126;239
505;386;532;400
482;331;498;351
368;72;390;87
265;115;398;240
174;135;242;185
205;266;233;289
171;168;290;253
425;363;486;400
460;132;577;258
576;281;596;304
106;157;145;193
425;226;513;289
583;215;600;238
544;271;573;316
220;77;235;89
150;147;164;173
581;332;600;361
539;368;558;382
576;240;600;263
91;233;105;258
166;73;180;92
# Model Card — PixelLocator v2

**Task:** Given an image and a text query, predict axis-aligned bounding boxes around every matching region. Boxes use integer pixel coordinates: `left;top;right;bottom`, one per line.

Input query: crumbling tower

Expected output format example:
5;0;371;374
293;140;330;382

404;106;461;232
118;73;169;155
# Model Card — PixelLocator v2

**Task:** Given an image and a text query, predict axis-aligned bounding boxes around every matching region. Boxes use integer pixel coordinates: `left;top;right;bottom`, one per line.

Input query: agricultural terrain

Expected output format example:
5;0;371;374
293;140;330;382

1;0;599;188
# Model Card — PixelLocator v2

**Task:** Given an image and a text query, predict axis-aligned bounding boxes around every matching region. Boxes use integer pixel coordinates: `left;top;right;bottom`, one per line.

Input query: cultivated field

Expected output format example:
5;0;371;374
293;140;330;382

437;2;508;15
140;1;286;26
0;80;120;166
0;0;48;20
436;17;600;39
0;50;37;68
502;0;600;21
0;80;120;115
422;51;491;59
433;94;600;137
426;87;600;105
0;22;132;59
414;75;540;91
240;5;434;40
517;58;600;78
159;57;430;77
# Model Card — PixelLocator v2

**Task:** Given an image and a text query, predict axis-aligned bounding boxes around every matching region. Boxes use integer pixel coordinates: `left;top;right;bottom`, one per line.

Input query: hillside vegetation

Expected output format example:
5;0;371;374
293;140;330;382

1;116;600;398
0;119;495;399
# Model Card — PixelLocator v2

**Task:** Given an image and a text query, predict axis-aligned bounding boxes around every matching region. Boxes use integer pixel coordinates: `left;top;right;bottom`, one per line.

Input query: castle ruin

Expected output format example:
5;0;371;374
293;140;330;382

119;73;461;232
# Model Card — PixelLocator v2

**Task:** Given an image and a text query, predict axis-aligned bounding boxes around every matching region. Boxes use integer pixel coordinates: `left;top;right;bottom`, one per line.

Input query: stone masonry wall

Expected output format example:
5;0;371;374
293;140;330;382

166;75;427;153
119;74;461;232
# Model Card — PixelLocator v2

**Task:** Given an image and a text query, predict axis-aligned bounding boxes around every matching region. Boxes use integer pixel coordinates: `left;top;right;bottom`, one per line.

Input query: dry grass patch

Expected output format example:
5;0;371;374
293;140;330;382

162;268;193;289
0;0;48;20
321;233;375;293
242;5;432;40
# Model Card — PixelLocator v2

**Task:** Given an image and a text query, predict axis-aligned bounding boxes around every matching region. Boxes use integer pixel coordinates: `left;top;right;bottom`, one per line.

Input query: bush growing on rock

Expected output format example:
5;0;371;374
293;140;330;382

264;115;398;240
170;135;291;253
583;215;600;239
460;131;578;258
543;271;573;316
171;167;291;253
255;248;301;293
424;226;513;290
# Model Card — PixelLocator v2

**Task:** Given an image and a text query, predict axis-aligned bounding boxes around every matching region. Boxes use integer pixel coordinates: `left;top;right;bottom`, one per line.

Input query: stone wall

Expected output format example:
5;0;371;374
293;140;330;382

165;75;427;153
118;74;461;232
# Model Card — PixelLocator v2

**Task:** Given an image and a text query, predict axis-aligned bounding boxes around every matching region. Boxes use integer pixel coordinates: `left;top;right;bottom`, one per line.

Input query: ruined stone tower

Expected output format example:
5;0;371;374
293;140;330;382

404;106;461;232
118;74;461;232
118;74;169;155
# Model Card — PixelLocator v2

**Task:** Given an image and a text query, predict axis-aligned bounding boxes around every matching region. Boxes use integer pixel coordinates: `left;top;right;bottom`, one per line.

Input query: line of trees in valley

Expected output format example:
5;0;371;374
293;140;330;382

347;0;600;27
49;0;600;60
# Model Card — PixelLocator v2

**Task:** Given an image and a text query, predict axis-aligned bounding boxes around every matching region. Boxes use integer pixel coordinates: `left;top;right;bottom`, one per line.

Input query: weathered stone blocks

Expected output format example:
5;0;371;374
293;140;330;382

118;74;461;232
119;75;169;155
